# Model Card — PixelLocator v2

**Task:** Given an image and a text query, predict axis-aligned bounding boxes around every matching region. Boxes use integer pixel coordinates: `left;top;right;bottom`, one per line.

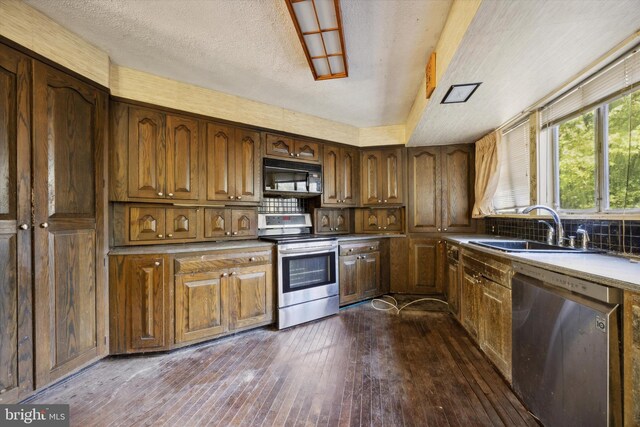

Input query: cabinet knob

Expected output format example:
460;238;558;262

154;261;160;267
290;153;294;156
168;192;174;197
167;234;173;238
377;226;381;230
18;224;29;230
330;228;334;231
383;226;387;230
296;153;300;157
157;192;163;196
40;222;49;229
236;195;242;200
222;272;229;277
356;256;360;259
157;234;163;238
437;228;441;232
231;271;238;276
444;228;448;232
361;255;367;259
349;248;353;252
225;232;231;236
378;200;382;203
250;257;256;261
369;246;374;250
383;199;387;203
229;195;235;199
232;231;238;235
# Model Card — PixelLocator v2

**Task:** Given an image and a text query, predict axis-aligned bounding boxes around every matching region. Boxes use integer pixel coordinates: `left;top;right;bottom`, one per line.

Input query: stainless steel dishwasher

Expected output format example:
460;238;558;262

511;263;622;426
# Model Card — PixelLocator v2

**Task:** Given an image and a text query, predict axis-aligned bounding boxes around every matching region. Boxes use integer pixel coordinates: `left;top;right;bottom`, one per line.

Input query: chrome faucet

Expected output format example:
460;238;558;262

523;205;564;246
538;220;555;245
576;226;590;250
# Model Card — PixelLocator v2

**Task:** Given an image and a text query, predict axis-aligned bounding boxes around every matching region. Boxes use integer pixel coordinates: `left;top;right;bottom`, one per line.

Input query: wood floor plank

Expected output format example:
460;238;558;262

27;305;539;427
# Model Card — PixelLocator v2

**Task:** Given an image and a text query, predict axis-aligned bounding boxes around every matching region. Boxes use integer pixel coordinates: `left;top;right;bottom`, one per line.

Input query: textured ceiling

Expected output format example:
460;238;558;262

409;0;640;146
25;0;452;128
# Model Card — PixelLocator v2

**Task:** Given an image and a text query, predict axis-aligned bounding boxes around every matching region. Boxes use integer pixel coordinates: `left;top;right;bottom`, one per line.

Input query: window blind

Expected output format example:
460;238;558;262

493;120;530;211
541;47;640;126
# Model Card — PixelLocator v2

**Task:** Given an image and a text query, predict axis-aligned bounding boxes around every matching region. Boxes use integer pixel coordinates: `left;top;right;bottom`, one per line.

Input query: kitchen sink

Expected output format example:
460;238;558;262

469;240;603;253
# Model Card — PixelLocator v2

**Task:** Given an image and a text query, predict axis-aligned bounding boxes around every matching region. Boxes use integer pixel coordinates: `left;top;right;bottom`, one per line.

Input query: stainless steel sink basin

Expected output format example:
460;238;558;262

469;240;603;253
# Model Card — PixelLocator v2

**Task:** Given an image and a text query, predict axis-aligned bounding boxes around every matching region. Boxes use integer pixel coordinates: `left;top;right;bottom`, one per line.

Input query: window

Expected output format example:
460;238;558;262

540;46;640;213
493;120;530;211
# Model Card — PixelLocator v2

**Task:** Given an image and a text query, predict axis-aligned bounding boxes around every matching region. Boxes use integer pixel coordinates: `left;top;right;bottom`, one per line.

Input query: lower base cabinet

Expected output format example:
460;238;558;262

339;241;381;306
109;246;273;353
623;290;640;426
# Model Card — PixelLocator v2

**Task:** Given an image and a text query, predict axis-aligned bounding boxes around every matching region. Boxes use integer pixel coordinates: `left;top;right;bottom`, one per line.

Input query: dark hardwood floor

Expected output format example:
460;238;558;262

28;303;538;426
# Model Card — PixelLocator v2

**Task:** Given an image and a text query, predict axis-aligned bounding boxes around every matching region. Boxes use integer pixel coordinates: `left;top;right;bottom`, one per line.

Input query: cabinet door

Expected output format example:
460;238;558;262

461;268;480;340
205;123;235;201
204;208;232;238
333;210;350;233
175;271;228;343
341;147;358;206
381;148;403;204
359;252;380;299
381;208;402;232
361;151;382;205
447;260;460;317
127;107;165;199
0;45;33;402
127;256;169;351
166;115;199;200
166;208;198;240
339;255;359;305
441;145;474;232
32;62;107;387
315;210;334;233
623;291;640;426
129;207;166;242
408;147;441;232
479;278;512;380
363;209;381;232
323;145;340;205
265;133;294;158
229;264;273;330
234;128;260;202
294;140;320;162
407;239;443;294
231;209;257;237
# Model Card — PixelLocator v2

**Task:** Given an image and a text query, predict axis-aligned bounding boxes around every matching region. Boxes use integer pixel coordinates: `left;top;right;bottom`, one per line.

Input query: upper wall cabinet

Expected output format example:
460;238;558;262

264;133;320;163
111;103;199;202
323;144;359;206
408;145;475;233
204;123;261;203
361;148;404;206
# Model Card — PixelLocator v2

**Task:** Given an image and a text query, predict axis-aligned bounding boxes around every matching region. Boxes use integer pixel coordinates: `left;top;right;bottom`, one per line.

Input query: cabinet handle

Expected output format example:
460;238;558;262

232;231;238;235
361;255;367;259
40;222;49;229
157;192;163;197
229;195;235;199
378;200;382;203
157;234;163;238
444;228;448;232
154;261;160;267
369;246;374;250
383;226;387;230
349;248;353;252
222;272;229;277
237;195;242;200
290;152;294;156
231;271;238;276
377;226;381;230
330;228;334;231
437;228;441;232
18;224;29;230
250;257;256;261
168;193;174;197
296;153;300;157
167;234;173;238
225;231;231;236
356;256;360;259
383;199;387;203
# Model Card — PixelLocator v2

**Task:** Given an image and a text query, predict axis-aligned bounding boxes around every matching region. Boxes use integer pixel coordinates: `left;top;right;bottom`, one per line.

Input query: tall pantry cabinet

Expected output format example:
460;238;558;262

0;42;108;402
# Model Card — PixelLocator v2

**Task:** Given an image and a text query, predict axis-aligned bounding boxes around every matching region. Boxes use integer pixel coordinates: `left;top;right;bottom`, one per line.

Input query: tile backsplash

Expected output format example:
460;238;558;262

485;217;640;255
258;197;307;214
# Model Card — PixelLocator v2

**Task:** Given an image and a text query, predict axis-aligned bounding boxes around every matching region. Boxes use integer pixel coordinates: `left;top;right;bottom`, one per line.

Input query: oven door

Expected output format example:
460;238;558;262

277;241;339;308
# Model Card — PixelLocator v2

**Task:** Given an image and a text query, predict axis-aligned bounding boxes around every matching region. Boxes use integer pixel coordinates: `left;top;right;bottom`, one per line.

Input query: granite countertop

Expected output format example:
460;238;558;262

444;234;640;292
109;240;274;255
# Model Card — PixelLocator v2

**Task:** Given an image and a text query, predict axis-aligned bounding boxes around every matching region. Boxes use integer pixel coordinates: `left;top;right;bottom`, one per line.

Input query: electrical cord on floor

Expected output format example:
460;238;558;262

371;294;448;314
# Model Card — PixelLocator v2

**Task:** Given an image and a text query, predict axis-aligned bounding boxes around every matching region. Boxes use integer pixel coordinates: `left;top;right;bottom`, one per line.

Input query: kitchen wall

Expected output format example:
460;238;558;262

485;217;640;255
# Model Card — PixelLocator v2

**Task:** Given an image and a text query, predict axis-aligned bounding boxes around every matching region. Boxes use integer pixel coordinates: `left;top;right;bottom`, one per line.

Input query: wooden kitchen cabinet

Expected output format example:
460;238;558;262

338;241;381;306
361;147;404;206
360;208;403;233
265;133;320;163
124;106;199;201
323;144;359;206
406;238;445;295
205;123;261;203
229;264;273;330
125;206;198;243
461;267;481;340
446;243;461;318
408;145;475;233
623;290;640;426
314;208;350;234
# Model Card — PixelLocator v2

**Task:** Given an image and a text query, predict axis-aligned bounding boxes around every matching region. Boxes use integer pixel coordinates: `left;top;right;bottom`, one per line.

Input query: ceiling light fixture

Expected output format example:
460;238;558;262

285;0;348;80
441;83;482;104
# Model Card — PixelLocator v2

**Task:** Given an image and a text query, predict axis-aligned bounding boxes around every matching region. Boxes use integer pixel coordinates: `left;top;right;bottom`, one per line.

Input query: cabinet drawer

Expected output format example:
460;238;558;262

265;133;294;158
340;241;380;256
129;207;166;241
462;249;512;288
295;140;320;162
175;249;272;274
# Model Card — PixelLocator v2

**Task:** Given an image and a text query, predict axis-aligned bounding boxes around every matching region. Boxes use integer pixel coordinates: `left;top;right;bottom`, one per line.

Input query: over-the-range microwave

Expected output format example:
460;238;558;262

263;158;322;197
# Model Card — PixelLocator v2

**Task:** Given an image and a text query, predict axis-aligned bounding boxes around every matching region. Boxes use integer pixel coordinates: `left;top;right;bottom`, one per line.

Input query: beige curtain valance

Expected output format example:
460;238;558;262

472;130;501;218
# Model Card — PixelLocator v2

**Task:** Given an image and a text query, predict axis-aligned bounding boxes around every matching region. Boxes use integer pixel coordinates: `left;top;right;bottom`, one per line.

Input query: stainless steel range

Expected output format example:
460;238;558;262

258;213;339;329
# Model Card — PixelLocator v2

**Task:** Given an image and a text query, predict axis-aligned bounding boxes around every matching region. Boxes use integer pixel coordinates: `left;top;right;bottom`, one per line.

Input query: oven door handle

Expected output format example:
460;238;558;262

279;246;337;255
